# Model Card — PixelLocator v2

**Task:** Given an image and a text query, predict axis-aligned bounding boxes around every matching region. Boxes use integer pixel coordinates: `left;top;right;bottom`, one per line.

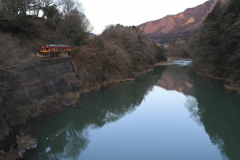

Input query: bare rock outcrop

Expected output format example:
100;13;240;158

17;135;38;157
138;0;219;43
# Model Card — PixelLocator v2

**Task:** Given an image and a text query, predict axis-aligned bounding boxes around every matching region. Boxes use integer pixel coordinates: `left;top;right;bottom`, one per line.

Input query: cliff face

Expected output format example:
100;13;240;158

14;58;80;103
138;0;219;43
2;58;84;127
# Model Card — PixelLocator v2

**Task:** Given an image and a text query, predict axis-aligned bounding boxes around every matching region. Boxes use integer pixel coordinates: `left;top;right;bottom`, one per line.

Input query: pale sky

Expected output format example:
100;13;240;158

79;0;209;34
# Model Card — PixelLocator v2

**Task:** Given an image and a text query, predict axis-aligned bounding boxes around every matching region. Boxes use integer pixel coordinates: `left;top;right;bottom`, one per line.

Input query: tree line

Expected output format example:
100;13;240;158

190;0;240;93
0;0;91;46
0;0;82;19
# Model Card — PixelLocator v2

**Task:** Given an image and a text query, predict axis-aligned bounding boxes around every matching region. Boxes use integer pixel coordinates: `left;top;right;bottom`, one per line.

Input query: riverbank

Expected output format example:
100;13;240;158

156;58;240;93
17;62;240;160
0;59;157;160
0;25;168;159
193;70;240;94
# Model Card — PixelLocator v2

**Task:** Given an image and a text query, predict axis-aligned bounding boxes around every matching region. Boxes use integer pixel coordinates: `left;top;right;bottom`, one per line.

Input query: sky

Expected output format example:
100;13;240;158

79;0;209;34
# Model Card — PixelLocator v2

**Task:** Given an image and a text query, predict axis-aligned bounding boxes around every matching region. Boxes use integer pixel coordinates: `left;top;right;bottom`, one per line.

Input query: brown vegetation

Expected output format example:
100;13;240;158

0;0;91;45
166;37;191;58
73;24;167;91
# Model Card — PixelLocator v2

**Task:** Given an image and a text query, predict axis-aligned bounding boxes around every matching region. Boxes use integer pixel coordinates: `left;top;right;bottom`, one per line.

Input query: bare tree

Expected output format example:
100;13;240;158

40;0;55;7
56;0;91;45
0;0;19;18
0;0;38;18
59;0;79;16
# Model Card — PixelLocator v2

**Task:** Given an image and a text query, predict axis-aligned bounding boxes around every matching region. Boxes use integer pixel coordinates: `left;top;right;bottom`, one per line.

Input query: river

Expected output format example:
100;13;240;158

23;61;240;160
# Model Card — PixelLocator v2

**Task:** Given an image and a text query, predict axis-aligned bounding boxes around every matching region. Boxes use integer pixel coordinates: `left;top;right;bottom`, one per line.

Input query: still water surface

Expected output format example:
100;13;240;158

24;62;240;160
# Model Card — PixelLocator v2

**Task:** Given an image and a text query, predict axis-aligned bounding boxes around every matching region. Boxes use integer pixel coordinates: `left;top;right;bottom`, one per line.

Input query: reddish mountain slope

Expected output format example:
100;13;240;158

138;0;220;43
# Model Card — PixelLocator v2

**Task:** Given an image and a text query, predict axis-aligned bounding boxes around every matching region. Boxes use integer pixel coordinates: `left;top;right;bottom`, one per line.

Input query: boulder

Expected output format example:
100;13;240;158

17;135;38;157
62;98;72;106
71;82;84;94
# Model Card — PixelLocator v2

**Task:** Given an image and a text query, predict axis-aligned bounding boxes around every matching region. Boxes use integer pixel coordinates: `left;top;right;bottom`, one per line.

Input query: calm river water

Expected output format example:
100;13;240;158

23;61;240;160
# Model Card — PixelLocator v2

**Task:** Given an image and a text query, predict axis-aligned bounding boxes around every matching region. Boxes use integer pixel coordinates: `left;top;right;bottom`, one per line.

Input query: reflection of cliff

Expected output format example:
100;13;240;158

155;66;193;95
186;75;240;160
23;67;165;159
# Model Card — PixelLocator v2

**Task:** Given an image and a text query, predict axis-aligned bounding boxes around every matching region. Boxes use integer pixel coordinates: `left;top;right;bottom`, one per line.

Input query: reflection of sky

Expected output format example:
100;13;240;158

79;86;222;160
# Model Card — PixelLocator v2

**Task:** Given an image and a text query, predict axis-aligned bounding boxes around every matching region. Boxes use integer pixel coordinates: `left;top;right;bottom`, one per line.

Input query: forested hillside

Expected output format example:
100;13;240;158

73;24;167;91
190;0;240;93
0;0;91;45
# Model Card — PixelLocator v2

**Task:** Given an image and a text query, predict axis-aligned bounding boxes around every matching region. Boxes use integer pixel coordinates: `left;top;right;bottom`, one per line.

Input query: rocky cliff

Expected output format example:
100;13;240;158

14;58;79;103
3;58;83;127
138;0;220;43
0;57;84;159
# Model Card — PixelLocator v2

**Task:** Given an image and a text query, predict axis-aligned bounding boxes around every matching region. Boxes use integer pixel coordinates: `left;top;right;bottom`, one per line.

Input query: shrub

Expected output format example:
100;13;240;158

131;53;139;70
155;45;167;62
93;36;105;49
71;47;81;58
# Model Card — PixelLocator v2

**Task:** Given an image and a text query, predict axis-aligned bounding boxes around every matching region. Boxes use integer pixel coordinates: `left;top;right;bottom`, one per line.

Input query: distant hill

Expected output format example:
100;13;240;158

88;33;96;38
138;0;220;43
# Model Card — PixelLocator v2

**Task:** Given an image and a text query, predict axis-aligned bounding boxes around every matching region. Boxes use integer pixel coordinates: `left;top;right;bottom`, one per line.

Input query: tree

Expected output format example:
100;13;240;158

60;0;77;15
189;0;240;92
40;0;58;18
0;0;40;18
57;0;91;45
42;4;60;20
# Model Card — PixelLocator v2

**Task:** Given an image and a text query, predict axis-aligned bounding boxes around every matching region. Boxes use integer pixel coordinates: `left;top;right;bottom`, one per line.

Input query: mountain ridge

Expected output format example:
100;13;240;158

138;0;220;43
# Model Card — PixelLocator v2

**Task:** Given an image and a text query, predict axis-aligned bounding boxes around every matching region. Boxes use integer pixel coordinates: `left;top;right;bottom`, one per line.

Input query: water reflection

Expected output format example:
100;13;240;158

24;65;240;160
155;66;193;95
155;65;240;160
189;75;240;160
24;67;165;160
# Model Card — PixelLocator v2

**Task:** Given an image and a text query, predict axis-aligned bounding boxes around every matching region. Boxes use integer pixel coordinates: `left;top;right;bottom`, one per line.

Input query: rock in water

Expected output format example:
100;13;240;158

62;98;72;106
17;135;38;157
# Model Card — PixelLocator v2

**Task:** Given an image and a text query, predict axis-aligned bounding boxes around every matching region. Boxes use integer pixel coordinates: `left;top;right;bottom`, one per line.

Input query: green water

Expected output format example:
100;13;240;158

24;62;240;160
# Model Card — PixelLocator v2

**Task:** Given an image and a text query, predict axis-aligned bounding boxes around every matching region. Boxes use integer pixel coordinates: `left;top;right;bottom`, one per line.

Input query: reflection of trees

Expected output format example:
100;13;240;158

185;96;201;126
24;113;91;160
186;74;240;160
155;65;240;160
24;67;165;160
